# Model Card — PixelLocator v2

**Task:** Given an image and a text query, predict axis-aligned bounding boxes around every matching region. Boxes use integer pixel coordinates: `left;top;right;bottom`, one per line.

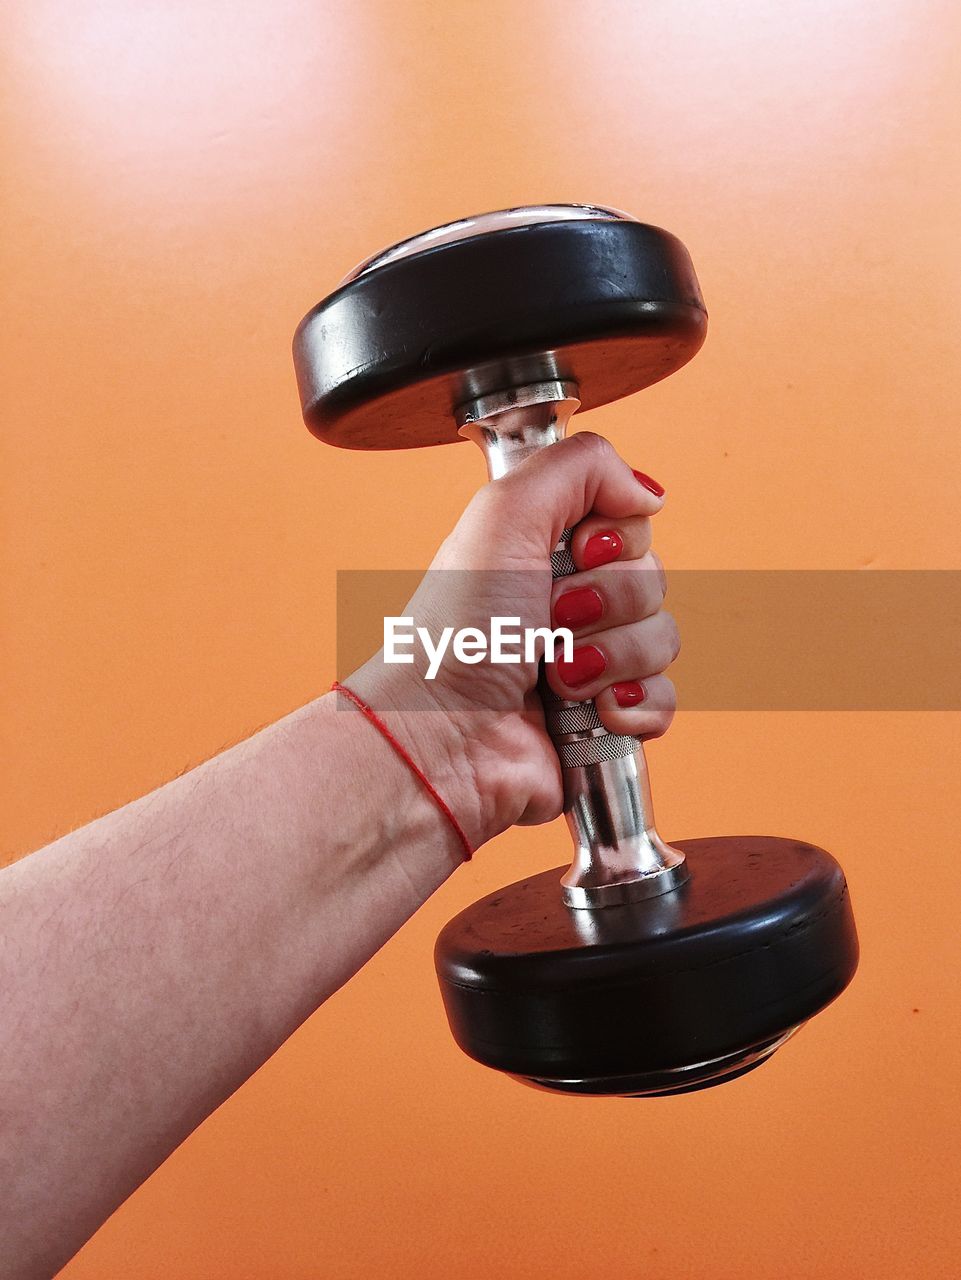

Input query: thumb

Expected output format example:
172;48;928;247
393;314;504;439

490;430;665;552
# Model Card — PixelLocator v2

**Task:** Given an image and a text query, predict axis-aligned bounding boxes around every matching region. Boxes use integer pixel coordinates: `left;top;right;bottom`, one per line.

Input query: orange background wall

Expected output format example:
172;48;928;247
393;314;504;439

3;1;960;1276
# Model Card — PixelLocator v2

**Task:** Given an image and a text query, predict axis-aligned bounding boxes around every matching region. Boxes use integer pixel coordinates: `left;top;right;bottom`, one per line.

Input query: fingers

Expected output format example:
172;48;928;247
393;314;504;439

569;513;652;569
552;550;665;636
544;609;681;701
594;674;677;740
448;428;678;752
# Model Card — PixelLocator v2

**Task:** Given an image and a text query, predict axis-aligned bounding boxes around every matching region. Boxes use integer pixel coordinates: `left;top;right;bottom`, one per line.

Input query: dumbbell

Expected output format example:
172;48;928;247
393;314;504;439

293;204;858;1096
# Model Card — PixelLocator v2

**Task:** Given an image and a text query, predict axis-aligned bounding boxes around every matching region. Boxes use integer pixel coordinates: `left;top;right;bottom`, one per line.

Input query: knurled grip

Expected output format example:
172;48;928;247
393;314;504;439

543;527;641;770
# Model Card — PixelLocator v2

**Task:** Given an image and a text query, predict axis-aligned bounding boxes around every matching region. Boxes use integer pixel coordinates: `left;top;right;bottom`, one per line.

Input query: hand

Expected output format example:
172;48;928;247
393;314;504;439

348;432;679;850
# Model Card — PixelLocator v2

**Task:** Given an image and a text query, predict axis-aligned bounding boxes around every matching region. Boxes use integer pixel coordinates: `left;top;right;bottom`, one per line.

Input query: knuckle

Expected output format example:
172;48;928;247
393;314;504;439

473;477;527;530
570;430;613;461
620;515;653;561
638;515;654;553
650;549;668;598
470;480;503;517
645;680;677;738
645;713;674;740
660;612;681;664
643;555;666;606
629;565;661;617
659;676;678;714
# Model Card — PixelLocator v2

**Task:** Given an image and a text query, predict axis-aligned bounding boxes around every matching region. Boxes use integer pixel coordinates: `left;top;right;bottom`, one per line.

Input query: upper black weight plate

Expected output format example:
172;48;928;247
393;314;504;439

435;835;858;1084
293;218;707;450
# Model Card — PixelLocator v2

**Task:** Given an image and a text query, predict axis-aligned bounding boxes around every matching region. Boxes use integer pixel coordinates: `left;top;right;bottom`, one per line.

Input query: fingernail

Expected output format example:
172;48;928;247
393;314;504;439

633;470;665;498
554;587;604;629
582;530;623;569
613;681;646;707
556;644;607;688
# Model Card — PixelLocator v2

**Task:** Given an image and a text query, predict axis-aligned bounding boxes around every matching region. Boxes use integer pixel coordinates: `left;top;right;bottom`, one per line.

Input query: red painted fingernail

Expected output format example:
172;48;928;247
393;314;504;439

556;644;607;688
582;530;623;569
633;470;665;498
613;681;646;707
554;587;604;629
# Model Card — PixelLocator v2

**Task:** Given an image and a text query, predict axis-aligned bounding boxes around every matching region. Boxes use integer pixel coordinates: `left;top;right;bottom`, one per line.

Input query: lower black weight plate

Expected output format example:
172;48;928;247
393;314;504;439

435;836;858;1092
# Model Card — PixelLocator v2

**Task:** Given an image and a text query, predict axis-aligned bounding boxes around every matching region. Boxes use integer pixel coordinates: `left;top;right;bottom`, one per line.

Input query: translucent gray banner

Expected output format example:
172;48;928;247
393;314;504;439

336;570;961;710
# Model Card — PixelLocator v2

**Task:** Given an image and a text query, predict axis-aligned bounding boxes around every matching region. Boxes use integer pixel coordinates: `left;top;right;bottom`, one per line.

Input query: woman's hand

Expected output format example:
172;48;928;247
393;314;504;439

348;432;679;850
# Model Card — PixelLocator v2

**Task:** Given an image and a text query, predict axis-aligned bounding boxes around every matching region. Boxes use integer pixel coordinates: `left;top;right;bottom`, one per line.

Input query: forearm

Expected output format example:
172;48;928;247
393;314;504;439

0;691;464;1279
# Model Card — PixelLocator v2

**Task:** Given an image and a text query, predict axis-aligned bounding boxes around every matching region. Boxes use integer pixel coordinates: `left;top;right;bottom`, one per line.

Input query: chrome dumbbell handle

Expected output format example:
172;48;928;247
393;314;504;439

457;380;688;908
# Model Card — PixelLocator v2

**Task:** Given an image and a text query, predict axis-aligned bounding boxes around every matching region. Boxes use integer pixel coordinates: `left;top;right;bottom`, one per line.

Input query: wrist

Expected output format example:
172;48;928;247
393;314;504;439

344;657;495;853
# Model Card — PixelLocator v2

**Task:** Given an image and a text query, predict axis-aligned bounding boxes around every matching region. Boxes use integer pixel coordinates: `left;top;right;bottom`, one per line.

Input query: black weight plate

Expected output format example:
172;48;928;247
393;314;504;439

293;219;706;449
435;836;858;1083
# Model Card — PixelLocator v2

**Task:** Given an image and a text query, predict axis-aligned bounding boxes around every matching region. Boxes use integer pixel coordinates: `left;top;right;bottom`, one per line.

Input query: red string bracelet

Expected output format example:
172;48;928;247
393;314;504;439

330;681;473;862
